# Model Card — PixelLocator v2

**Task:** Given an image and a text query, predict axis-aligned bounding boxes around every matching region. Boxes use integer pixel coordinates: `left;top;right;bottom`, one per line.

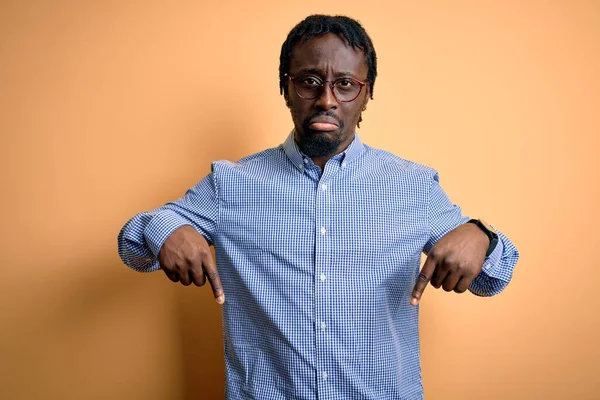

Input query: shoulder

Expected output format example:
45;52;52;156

209;146;289;177
359;144;439;181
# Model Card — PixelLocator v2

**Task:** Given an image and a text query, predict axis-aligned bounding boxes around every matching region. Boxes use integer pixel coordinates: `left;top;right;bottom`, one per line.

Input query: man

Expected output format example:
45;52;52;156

118;14;519;399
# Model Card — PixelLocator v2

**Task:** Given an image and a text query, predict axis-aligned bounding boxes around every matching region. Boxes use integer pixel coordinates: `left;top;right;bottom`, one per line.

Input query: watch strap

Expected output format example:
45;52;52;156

467;219;499;257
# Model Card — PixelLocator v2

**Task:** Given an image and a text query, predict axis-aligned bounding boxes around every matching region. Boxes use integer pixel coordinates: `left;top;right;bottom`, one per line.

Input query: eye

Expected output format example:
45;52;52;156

334;78;358;92
299;76;322;87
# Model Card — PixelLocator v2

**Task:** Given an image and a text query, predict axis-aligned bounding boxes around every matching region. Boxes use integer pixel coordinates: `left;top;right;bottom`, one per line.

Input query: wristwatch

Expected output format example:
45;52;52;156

467;219;499;257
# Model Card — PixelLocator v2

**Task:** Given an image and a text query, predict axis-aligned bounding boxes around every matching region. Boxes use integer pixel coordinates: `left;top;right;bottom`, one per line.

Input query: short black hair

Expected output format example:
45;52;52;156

279;14;377;100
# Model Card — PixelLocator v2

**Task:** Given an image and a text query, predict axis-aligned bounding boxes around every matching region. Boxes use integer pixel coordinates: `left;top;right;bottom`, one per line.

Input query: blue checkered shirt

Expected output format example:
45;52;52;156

118;133;519;399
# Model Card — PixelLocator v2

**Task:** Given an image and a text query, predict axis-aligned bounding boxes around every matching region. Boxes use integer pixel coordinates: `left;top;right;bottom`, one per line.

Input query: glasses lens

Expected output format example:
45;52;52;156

333;79;361;102
295;76;321;99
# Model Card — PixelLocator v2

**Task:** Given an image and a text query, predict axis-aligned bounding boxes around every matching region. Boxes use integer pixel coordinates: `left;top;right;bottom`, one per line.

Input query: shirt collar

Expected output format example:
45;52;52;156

282;130;364;172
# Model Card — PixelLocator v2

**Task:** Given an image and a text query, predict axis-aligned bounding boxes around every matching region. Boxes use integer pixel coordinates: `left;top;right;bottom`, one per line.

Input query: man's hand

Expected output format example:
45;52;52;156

158;225;225;305
411;222;489;306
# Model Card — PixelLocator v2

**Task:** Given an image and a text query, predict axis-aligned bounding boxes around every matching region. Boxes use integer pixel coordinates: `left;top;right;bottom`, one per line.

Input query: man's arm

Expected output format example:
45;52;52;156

117;171;224;303
117;172;219;271
411;172;520;304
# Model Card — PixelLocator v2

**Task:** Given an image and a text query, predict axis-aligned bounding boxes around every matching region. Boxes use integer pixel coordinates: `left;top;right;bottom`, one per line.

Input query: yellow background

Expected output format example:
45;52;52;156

1;1;598;399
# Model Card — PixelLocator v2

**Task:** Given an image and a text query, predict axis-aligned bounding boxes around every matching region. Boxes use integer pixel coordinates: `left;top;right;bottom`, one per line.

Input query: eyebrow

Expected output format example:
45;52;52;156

294;68;359;79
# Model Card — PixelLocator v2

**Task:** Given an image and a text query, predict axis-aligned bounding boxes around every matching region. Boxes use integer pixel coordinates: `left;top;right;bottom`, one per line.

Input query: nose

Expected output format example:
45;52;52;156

314;83;338;111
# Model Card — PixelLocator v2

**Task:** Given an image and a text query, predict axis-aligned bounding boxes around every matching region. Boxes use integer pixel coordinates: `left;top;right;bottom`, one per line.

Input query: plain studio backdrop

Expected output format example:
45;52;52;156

0;1;598;399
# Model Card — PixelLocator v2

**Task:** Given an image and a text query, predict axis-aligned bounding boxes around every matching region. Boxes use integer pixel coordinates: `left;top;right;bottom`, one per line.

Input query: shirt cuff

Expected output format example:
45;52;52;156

480;236;504;278
143;210;192;257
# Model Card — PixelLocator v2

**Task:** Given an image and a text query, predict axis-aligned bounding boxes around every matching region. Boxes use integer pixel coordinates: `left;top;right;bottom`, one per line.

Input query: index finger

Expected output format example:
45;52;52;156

411;256;436;306
202;252;225;305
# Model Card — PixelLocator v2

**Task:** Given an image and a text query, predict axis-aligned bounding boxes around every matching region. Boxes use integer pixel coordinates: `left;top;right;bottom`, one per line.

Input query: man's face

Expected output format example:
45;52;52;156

286;33;369;158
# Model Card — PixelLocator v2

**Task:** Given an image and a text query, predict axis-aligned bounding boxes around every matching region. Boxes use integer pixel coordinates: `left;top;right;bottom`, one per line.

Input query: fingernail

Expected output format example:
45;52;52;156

410;297;419;306
216;295;225;305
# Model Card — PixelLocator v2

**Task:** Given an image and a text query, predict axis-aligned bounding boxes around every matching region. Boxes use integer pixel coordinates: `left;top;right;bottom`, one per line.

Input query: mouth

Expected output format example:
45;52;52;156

307;117;340;132
308;122;338;131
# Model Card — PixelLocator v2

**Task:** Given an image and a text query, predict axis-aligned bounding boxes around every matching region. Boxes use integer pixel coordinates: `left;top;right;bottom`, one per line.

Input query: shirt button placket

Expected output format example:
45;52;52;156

315;178;331;397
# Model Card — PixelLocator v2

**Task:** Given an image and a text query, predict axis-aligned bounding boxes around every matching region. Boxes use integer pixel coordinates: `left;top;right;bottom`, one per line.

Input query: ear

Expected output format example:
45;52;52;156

284;94;291;108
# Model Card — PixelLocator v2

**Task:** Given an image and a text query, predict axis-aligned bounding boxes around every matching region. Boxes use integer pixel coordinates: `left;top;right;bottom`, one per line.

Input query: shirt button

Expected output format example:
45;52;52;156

322;371;328;380
320;273;326;282
320;227;327;235
320;184;327;191
341;161;347;168
303;158;309;164
321;322;327;331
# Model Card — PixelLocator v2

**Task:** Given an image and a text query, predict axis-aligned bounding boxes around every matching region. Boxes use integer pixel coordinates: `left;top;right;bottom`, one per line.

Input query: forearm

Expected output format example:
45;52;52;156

117;208;193;272
117;173;220;272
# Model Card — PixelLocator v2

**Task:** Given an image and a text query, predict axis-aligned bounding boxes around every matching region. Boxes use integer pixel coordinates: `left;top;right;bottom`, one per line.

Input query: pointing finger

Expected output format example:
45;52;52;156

202;252;225;305
411;256;436;306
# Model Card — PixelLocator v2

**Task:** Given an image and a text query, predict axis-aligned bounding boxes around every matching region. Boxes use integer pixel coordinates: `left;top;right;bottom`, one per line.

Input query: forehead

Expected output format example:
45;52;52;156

289;33;367;77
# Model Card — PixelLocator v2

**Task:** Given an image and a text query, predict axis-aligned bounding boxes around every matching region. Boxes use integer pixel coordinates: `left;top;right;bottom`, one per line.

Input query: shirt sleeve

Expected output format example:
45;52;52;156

425;171;520;297
117;171;219;273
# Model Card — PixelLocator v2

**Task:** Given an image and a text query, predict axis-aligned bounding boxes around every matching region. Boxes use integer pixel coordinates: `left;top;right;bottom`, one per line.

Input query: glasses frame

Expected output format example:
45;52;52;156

285;73;367;103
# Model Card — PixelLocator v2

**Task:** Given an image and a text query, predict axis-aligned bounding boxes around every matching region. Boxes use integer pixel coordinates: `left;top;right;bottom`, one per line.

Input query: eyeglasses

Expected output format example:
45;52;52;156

285;73;367;103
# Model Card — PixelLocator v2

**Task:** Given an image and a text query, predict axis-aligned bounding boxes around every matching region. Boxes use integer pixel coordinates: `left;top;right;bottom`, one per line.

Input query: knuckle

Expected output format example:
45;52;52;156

443;256;457;267
196;246;209;257
457;261;469;271
182;255;196;267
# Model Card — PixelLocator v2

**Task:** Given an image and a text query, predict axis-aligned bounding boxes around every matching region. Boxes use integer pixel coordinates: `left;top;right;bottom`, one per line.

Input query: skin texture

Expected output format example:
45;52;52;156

157;34;491;306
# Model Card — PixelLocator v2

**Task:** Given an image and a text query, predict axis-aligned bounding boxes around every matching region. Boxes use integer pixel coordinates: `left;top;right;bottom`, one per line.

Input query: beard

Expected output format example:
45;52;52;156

295;112;345;157
296;132;342;157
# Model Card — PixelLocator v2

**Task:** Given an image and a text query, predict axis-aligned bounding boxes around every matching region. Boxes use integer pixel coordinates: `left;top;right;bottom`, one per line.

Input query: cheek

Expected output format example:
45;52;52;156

343;105;363;126
289;102;308;121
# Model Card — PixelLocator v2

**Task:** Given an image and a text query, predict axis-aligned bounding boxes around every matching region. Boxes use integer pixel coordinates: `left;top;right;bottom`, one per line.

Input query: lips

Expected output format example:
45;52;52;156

308;117;339;132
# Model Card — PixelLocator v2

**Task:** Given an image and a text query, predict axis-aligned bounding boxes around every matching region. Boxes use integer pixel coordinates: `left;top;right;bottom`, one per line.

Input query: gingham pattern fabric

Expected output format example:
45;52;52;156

118;133;519;399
